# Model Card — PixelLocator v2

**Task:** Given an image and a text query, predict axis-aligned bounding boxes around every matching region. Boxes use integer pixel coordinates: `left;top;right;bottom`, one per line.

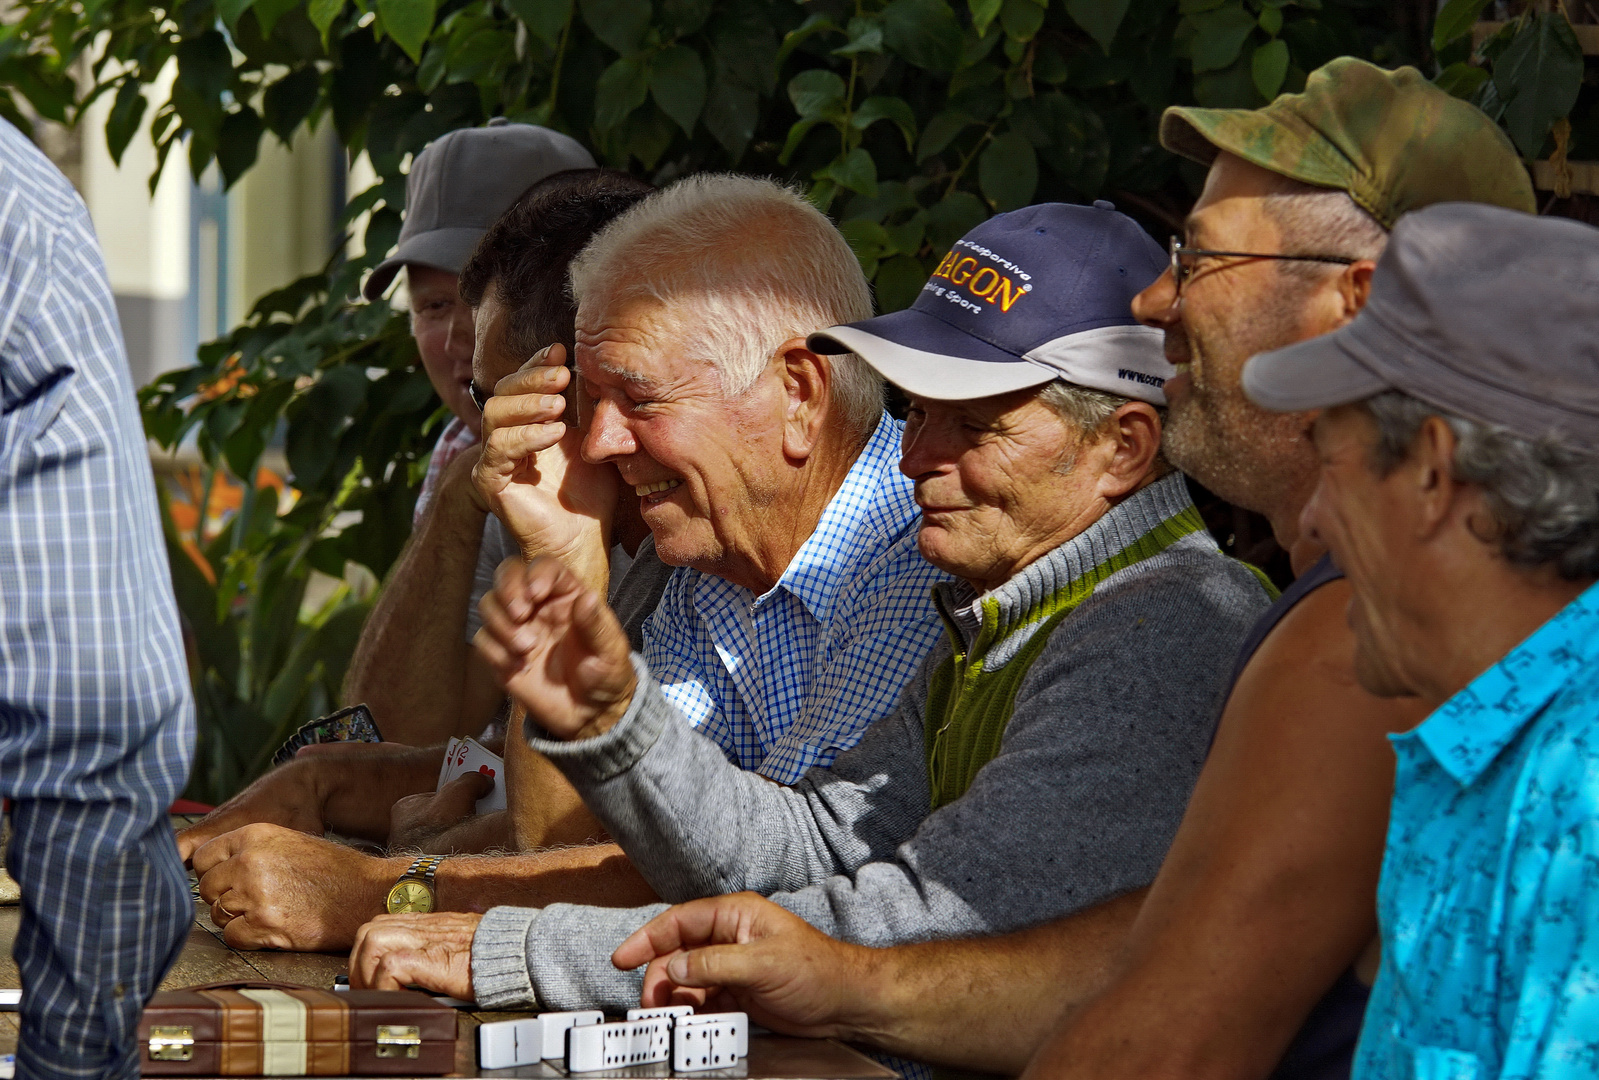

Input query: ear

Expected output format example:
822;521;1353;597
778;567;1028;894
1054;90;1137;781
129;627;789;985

776;337;831;462
1333;259;1378;324
1094;402;1164;499
1407;414;1464;541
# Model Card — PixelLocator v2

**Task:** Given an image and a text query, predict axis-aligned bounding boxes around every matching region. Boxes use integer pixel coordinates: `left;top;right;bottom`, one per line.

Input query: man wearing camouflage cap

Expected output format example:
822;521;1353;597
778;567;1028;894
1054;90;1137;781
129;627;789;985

539;59;1540;1080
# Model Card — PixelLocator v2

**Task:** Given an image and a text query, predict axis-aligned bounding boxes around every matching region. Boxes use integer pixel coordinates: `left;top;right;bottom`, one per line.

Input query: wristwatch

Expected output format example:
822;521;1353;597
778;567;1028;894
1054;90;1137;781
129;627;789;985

385;855;444;914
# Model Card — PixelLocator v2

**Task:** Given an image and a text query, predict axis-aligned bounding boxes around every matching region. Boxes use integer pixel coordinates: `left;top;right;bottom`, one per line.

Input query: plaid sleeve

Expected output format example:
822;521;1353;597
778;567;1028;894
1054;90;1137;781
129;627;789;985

0;123;193;1080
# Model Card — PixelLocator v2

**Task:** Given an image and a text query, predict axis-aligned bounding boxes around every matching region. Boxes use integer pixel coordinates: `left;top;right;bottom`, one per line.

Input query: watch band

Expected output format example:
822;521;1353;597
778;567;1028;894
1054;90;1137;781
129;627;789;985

404;855;444;886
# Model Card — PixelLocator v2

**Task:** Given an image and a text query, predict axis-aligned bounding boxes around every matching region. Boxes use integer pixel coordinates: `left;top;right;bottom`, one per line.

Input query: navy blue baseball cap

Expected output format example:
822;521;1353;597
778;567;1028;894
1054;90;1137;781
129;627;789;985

810;201;1172;403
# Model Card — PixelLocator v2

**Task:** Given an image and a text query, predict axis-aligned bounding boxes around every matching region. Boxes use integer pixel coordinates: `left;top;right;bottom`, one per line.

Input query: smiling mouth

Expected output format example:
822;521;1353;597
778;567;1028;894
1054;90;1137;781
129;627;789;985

635;479;683;502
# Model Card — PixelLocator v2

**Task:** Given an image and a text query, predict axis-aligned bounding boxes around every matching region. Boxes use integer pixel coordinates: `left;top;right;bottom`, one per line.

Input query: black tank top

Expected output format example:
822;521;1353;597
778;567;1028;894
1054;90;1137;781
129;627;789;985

1220;554;1370;1080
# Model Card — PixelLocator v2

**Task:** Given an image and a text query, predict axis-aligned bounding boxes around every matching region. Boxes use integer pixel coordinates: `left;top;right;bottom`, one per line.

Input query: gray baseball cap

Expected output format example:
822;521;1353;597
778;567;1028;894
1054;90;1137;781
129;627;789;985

361;119;595;301
1243;202;1599;443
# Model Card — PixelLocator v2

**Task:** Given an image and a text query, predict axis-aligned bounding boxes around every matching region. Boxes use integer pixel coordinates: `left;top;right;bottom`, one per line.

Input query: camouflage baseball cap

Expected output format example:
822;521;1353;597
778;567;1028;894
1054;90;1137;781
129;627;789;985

1160;57;1534;229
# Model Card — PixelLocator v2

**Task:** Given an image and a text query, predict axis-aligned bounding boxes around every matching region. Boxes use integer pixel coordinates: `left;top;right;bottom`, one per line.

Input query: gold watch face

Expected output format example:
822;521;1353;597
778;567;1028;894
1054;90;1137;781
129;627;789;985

386;879;435;914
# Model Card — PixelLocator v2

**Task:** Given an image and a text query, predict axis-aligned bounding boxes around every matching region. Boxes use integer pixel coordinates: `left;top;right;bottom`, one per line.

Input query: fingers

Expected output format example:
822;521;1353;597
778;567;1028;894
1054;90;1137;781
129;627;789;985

190;827;249;877
432;770;494;817
665;943;767;990
612;894;762;970
348;914;478;999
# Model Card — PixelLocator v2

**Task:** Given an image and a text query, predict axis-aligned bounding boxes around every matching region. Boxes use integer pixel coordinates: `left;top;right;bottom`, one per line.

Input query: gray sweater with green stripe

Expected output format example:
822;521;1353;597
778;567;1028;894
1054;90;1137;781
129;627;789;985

471;472;1271;1013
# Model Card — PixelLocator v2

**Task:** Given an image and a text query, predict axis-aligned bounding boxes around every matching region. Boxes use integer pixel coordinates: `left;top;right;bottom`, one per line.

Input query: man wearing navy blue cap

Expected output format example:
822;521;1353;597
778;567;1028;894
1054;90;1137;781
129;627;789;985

346;203;1272;1024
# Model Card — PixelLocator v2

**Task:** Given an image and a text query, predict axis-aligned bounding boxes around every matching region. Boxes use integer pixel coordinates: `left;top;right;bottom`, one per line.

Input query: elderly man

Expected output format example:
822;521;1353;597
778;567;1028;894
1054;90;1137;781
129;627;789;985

188;175;949;951
1243;202;1599;1080
349;120;595;746
590;60;1538;1080
346;203;1271;1019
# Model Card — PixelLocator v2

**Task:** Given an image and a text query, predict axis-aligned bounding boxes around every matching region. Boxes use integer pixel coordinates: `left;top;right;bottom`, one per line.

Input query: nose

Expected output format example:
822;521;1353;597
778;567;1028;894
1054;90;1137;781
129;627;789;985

445;303;475;372
581;397;636;463
1299;476;1329;549
1131;267;1181;329
899;418;952;481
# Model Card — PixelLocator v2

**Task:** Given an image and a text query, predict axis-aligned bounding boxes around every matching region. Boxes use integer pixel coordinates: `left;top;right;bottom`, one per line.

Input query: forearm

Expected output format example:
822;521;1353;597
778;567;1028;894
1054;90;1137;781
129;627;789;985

319;745;448;842
437;843;660;913
841;889;1145;1074
504;712;610;850
343;479;490;744
534;668;890;900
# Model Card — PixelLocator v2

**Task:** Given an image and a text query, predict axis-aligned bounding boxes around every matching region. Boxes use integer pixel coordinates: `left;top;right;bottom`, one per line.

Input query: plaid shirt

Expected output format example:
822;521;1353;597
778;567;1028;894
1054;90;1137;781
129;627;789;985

413;415;479;525
0;122;193;1079
640;414;948;784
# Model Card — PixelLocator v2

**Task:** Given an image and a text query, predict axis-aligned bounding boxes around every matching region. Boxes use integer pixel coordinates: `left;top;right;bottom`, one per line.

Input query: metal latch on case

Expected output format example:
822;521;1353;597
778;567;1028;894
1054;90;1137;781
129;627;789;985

148;1026;195;1061
375;1024;422;1058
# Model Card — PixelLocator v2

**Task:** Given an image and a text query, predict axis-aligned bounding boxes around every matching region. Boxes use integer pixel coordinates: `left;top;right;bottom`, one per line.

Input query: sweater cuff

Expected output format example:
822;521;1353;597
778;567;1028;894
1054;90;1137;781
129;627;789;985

522;653;668;785
471;906;542;1009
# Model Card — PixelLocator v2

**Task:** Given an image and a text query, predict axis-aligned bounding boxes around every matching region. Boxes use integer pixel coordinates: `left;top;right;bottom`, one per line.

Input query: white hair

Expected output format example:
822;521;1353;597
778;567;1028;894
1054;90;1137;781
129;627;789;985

568;174;882;438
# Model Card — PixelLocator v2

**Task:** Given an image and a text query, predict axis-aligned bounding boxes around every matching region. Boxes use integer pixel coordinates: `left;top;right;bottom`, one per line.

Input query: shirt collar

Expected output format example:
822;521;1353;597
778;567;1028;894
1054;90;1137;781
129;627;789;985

1406;579;1599;786
764;413;918;624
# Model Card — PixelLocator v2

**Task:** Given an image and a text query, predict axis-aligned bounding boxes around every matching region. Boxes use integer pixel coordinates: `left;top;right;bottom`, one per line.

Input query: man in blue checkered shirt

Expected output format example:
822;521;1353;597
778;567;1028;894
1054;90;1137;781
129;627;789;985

0;123;194;1078
184;173;950;952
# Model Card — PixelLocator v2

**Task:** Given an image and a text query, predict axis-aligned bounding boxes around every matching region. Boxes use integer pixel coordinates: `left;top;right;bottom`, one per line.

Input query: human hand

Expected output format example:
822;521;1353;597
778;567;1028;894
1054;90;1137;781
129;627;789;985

472;344;618;563
612;893;864;1037
192;823;403;951
349;912;481;1000
388;771;495;852
176;750;335;863
474;556;636;741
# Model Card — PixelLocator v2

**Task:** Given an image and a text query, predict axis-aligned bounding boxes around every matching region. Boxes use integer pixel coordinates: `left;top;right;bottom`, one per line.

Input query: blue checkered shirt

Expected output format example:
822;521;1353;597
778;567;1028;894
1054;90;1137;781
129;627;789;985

638;413;948;783
0;122;194;1080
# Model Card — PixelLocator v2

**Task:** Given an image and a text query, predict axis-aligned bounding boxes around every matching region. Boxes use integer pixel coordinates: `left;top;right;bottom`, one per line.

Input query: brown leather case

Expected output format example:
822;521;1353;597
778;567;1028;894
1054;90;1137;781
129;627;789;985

136;980;456;1075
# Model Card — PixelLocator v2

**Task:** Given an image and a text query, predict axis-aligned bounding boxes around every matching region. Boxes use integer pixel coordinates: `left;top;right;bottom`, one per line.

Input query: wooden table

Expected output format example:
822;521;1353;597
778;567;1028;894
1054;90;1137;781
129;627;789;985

0;820;897;1079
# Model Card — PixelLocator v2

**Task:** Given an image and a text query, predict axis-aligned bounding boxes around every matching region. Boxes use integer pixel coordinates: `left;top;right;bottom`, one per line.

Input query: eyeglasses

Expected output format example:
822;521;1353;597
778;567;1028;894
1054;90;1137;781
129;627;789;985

1168;235;1356;297
468;379;493;412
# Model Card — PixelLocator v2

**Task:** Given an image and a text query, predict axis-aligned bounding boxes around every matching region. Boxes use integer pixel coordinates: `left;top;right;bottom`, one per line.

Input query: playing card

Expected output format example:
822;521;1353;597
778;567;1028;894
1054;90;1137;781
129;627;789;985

435;736;508;813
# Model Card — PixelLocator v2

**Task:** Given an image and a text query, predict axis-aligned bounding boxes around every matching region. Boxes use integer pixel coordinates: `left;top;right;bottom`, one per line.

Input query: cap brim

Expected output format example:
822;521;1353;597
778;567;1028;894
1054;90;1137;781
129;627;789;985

809;308;1055;401
1242;328;1393;413
360;226;489;300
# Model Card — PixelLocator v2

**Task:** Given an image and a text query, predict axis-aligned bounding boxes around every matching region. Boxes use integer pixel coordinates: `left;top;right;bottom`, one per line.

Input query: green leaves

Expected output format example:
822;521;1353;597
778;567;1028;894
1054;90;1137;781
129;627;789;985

650;45;706;133
979;131;1037;210
580;0;652;56
1251;37;1287;101
1491;12;1584;158
1066;0;1129;54
308;0;346;46
882;0;963;74
506;0;572;47
595;56;649;130
376;0;436;62
1431;0;1492;53
263;66;320;142
853;96;917;151
788;68;846;119
105;79;146;165
1188;2;1255;72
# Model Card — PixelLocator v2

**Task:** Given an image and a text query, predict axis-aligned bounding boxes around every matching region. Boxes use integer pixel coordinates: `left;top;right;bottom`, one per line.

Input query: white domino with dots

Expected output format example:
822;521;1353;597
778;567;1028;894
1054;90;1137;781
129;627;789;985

567;1018;674;1071
627;1004;695;1022
672;1012;749;1072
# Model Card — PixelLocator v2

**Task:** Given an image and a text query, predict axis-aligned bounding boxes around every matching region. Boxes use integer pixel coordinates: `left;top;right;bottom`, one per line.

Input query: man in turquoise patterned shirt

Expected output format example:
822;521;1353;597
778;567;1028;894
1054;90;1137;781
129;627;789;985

1243;202;1599;1078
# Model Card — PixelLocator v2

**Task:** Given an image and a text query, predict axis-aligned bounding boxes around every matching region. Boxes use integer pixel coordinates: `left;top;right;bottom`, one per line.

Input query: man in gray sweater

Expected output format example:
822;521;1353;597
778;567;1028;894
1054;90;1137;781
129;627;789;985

347;203;1273;1014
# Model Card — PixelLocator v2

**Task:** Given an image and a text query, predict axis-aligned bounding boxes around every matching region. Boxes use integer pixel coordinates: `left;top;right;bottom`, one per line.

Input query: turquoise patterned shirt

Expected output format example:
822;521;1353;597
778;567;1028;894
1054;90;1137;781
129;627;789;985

1354;580;1599;1080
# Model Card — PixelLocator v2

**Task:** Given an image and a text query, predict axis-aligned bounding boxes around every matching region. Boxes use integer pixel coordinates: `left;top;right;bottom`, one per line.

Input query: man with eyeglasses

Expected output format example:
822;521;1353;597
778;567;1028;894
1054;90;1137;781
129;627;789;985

581;59;1539;1080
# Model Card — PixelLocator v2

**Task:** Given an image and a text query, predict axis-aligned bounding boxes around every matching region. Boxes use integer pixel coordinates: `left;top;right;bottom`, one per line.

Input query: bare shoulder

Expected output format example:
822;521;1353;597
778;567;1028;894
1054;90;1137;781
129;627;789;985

1222;577;1428;749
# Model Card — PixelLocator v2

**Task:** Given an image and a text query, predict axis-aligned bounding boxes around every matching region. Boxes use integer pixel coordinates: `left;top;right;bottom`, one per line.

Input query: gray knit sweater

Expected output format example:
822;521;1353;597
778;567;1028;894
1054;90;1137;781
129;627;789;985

471;473;1271;1011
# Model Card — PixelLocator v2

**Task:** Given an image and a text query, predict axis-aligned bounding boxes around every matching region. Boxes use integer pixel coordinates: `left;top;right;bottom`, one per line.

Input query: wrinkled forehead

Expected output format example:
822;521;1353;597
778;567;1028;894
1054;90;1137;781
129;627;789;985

574;293;704;387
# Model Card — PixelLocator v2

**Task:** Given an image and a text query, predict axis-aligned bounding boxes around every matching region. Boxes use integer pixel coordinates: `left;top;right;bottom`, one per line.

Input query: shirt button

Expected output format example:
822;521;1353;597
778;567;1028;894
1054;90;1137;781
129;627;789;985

112;984;126;999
